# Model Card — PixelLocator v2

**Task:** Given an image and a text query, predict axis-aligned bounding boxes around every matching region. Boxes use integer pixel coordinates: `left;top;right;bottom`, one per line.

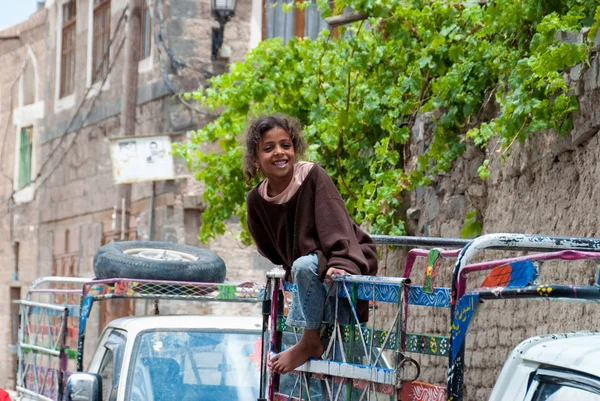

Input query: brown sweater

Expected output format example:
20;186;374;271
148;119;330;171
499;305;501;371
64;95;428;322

247;164;378;322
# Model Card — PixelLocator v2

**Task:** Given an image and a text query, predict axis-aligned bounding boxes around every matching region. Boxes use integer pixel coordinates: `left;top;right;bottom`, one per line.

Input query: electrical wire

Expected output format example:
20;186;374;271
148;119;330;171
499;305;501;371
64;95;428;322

34;7;128;184
0;54;28;185
0;6;129;215
141;0;219;114
153;0;216;78
36;33;127;191
0;0;223;218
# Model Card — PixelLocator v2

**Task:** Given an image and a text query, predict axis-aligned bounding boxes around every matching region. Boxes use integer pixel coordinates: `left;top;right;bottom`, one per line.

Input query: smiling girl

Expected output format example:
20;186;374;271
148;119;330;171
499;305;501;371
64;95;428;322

244;114;378;374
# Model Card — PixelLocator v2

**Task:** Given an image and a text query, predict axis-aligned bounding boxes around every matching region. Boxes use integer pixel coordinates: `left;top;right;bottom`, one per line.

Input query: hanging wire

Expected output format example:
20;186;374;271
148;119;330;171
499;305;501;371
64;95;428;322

0;6;129;217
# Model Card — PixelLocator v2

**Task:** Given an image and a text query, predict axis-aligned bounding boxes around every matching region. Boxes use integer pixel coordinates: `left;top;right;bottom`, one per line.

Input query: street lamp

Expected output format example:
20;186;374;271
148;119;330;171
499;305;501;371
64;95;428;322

211;0;237;60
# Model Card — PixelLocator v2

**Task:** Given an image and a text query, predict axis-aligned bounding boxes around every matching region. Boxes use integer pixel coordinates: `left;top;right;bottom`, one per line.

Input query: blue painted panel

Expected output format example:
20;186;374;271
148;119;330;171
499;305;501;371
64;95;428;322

357;283;400;303
408;286;451;307
451;293;480;361
506;260;537;287
480;259;538;289
336;282;401;303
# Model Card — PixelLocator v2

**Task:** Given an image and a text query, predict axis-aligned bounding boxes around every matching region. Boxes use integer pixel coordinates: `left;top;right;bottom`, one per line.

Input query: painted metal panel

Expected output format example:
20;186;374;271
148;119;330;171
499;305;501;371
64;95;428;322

400;381;447;401
406;334;450;357
277;318;400;351
293;358;397;386
408;286;451;308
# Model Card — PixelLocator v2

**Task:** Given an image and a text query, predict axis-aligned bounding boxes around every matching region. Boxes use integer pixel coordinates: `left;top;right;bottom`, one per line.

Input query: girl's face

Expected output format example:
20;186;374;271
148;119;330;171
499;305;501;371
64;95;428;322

256;126;296;188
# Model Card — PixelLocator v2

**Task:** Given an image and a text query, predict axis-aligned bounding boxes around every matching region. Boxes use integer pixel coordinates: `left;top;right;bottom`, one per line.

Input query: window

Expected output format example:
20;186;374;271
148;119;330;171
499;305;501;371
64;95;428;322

141;0;152;59
98;330;126;401
52;227;80;277
99;349;115;401
60;0;77;98
13;49;41;202
127;330;262;401
263;0;328;43
92;0;111;83
18;127;33;189
22;60;35;106
528;368;600;401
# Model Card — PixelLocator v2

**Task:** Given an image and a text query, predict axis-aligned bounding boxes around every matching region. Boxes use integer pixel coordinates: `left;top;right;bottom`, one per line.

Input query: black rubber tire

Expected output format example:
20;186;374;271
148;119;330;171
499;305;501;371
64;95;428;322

93;241;226;283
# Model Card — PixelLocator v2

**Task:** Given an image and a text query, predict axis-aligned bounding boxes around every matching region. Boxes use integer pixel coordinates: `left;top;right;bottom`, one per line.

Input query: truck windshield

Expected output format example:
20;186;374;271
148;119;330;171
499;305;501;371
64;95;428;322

126;329;262;401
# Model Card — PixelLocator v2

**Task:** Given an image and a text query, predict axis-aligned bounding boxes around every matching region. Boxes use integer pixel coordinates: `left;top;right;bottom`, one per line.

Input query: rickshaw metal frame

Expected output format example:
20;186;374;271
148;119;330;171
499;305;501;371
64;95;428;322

263;235;471;401
447;233;600;401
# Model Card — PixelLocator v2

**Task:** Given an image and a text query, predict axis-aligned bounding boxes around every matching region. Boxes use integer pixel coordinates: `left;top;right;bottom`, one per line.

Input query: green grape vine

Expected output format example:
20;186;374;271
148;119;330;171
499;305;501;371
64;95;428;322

175;0;598;244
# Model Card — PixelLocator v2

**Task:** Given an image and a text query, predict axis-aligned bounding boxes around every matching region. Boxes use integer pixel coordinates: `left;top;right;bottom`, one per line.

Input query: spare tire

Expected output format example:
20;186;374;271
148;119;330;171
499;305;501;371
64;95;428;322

93;241;226;283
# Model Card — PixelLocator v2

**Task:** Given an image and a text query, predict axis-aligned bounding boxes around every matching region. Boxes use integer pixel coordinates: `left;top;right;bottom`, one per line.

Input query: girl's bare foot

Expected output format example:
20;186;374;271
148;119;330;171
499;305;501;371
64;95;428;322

269;329;323;374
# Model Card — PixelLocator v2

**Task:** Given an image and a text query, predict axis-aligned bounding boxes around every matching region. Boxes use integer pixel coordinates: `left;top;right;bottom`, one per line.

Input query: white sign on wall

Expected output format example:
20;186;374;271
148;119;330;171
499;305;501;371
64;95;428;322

109;135;176;184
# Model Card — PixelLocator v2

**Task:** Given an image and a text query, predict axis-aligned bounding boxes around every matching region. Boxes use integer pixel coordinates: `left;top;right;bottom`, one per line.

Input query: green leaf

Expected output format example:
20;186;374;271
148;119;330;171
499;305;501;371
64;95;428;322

174;0;596;243
282;2;293;13
461;209;483;238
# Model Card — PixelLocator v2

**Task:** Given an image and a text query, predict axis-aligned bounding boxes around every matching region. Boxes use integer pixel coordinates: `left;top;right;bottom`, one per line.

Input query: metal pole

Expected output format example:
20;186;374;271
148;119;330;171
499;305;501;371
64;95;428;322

56;307;69;401
121;197;126;240
114;0;142;242
149;181;155;240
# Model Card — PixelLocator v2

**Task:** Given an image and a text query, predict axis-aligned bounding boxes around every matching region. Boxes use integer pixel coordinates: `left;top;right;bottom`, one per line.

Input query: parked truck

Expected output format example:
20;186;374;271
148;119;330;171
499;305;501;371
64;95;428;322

16;234;600;401
16;241;266;401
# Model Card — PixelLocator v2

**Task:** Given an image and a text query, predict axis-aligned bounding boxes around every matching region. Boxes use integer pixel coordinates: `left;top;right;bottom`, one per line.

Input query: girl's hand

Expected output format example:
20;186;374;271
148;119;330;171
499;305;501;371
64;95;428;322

325;267;349;282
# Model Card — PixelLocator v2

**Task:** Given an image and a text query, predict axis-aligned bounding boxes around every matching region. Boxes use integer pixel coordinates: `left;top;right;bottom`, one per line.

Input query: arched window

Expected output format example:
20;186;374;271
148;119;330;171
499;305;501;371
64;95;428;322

21;59;36;106
14;47;42;203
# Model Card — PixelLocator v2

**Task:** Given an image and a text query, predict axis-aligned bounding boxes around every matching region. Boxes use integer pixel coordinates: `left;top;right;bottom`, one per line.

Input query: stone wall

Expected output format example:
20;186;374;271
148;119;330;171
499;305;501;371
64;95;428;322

402;33;600;400
0;8;47;389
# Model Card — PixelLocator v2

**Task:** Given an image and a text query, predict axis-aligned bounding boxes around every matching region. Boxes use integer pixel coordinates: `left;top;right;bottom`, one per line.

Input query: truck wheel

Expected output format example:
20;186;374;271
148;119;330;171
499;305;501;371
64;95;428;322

93;241;226;283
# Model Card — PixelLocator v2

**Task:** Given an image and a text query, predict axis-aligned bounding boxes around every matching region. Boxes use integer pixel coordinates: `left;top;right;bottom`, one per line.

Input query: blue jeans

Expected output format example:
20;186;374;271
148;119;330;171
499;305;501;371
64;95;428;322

286;254;350;330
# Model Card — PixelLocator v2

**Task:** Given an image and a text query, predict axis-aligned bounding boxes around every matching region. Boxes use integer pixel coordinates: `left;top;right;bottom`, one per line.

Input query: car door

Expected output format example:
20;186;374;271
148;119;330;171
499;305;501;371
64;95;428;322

89;328;127;401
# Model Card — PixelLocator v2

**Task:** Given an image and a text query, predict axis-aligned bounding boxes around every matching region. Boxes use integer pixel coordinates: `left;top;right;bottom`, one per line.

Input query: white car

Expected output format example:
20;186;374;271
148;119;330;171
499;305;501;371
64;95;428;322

489;332;600;401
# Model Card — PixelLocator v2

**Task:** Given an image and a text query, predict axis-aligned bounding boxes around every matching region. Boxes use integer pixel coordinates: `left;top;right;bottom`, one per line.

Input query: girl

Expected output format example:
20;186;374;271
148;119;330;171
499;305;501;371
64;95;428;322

244;114;378;374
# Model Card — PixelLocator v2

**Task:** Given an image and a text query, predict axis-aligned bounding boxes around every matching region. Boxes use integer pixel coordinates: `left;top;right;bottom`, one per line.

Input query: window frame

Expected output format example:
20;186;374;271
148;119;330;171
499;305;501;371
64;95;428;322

17;126;33;189
141;0;152;60
60;0;77;98
13;48;42;203
97;330;127;401
261;0;330;43
524;368;600;401
138;0;154;73
91;0;111;84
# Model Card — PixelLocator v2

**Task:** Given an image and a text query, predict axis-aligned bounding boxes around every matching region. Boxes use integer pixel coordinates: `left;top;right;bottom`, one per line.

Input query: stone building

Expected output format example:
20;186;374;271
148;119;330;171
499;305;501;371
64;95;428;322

0;0;335;390
4;2;598;400
0;6;47;392
0;0;277;390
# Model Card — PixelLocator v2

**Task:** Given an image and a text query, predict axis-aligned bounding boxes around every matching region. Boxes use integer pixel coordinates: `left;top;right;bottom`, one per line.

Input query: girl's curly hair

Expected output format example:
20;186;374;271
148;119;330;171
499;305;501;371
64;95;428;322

243;114;307;184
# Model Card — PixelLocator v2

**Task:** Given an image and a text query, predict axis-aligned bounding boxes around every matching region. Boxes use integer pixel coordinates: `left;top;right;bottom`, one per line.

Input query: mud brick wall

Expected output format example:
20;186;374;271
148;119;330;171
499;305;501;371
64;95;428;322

400;33;600;400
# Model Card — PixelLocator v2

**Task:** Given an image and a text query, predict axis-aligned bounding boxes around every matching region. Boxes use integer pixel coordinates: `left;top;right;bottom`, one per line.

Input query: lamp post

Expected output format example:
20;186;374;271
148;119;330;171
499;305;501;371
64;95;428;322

211;0;237;60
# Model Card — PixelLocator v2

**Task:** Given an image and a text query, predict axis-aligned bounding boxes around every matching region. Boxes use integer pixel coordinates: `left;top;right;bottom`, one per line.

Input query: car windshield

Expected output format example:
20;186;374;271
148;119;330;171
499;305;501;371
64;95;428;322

127;329;262;401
